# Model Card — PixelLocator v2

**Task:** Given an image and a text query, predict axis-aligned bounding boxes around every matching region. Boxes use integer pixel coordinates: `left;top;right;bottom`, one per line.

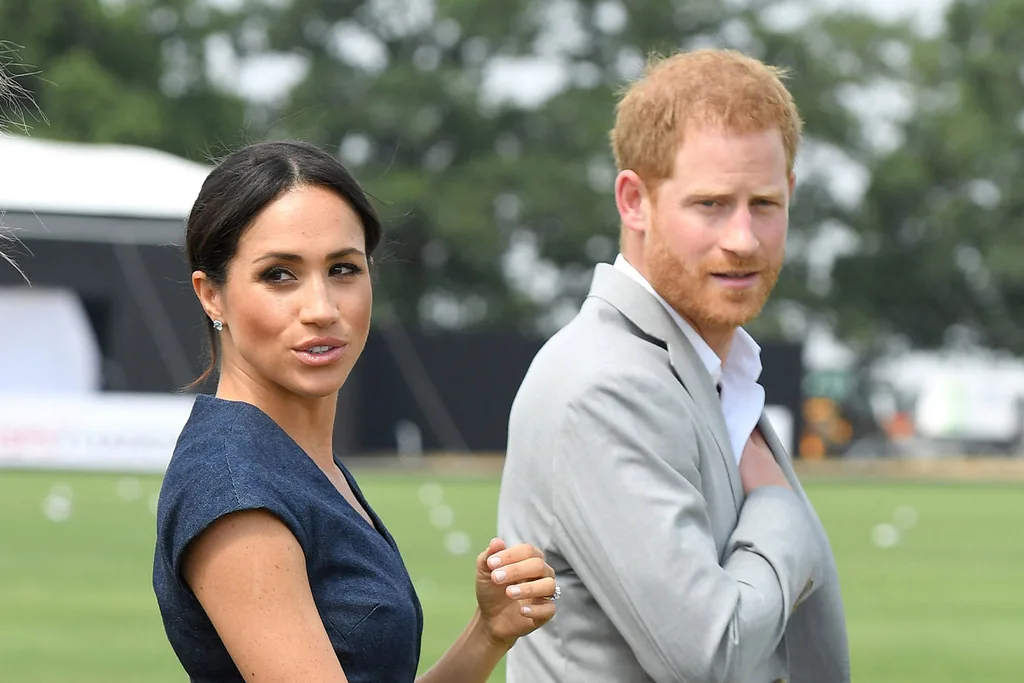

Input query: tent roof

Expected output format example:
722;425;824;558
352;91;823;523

0;134;211;220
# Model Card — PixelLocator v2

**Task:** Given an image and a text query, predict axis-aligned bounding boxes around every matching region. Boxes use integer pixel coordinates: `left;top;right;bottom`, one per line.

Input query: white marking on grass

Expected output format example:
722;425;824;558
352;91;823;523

429;504;455;530
418;482;444;507
50;484;73;499
116;477;142;501
893;505;918;530
871;523;900;549
444;530;472;556
42;493;72;522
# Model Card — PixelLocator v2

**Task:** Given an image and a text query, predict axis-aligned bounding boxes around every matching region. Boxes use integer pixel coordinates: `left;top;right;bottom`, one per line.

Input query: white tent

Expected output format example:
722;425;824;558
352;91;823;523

0;135;215;397
0;287;102;393
0;134;211;221
0;136;212;470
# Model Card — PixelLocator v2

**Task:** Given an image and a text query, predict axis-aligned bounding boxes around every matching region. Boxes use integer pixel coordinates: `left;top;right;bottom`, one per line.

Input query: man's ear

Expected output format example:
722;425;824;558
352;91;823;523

192;270;223;322
614;170;653;238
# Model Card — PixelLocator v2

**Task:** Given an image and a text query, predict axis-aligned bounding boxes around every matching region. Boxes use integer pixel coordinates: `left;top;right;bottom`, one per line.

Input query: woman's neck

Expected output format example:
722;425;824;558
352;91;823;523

216;371;338;472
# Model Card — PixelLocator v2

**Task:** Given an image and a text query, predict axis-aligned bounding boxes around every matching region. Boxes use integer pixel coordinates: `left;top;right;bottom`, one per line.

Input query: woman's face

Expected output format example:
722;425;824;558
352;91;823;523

195;184;372;400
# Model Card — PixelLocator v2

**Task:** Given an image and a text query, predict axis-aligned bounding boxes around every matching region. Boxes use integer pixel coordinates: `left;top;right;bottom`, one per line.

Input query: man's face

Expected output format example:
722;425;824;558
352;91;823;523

644;125;792;338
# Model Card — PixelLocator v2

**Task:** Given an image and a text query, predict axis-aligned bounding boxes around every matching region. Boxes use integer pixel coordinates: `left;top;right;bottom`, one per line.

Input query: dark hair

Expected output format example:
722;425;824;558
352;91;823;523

185;139;383;388
0;41;40;135
1;44;36;281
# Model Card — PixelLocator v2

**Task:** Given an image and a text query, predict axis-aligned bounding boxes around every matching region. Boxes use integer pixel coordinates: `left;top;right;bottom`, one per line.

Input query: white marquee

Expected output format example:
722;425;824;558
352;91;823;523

0;134;211;220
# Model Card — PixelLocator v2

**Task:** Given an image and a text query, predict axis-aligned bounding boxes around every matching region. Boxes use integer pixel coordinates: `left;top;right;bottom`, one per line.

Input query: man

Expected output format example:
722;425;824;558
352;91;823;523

497;48;850;683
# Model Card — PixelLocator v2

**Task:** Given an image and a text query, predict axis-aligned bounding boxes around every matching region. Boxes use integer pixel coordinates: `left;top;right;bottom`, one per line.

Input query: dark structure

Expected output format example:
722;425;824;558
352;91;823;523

348;330;804;457
1;211;203;393
2;211;804;458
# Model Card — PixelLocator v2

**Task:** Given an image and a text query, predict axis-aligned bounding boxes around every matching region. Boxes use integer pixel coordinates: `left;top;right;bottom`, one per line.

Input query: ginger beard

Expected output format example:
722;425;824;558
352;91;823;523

643;212;782;334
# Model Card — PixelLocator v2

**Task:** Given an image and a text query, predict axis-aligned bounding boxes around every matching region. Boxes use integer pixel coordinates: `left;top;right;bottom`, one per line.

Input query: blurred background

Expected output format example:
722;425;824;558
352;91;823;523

2;0;1024;681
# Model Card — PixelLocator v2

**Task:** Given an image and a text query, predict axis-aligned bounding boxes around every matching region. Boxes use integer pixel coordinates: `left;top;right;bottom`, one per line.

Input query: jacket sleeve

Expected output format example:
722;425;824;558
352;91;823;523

552;370;825;683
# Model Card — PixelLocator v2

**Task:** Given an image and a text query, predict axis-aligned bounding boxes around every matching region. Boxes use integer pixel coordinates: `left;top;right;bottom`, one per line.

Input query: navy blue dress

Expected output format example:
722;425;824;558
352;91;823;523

153;395;424;683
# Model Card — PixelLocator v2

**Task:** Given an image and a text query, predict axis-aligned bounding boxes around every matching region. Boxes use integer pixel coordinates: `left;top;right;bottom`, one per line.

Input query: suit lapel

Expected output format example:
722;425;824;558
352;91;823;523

757;414;800;489
667;336;743;512
587;264;743;510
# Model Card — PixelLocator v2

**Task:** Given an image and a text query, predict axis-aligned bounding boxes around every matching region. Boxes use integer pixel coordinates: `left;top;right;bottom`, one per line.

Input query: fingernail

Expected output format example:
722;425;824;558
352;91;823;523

487;555;501;569
521;605;532;615
493;569;506;582
508;585;521;598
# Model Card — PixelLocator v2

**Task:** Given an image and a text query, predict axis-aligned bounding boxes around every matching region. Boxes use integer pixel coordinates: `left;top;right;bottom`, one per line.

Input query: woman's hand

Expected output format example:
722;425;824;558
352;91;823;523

474;538;558;650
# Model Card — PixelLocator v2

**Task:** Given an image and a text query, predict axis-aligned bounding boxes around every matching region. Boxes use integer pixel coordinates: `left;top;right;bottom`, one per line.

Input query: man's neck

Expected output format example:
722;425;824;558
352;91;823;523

613;252;737;365
687;319;735;364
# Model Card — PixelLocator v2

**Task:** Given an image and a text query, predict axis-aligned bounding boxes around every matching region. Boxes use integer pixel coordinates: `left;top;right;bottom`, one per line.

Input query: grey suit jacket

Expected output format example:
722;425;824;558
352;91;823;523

497;264;850;683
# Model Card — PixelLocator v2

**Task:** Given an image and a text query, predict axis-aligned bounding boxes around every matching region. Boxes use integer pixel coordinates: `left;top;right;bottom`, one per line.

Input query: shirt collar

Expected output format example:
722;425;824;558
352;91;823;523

612;254;761;386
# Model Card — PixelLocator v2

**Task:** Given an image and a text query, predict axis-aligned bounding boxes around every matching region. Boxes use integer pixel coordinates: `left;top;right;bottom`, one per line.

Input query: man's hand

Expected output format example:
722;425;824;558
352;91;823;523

739;428;791;495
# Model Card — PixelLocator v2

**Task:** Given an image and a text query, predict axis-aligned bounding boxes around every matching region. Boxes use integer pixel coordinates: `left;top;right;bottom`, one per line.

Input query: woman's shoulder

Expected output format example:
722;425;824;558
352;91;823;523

174;393;275;447
159;394;319;523
167;394;296;479
155;395;316;572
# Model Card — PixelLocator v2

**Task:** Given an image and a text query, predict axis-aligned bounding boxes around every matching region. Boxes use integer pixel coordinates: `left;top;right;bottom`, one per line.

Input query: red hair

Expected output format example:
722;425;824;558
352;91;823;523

610;48;803;190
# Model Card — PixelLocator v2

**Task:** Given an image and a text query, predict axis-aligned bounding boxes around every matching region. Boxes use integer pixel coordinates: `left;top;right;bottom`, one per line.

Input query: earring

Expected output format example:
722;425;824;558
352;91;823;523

212;320;223;331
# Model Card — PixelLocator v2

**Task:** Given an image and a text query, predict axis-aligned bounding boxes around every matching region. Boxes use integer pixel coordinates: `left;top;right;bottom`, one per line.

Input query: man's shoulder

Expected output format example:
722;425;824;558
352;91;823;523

513;297;680;416
531;297;667;374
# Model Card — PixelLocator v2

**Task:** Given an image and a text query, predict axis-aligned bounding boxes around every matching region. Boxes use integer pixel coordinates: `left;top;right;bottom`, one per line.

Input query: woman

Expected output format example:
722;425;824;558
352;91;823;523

152;140;557;683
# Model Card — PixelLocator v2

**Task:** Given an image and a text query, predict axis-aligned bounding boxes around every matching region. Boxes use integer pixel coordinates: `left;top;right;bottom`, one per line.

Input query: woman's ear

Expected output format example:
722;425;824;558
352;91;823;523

192;270;223;322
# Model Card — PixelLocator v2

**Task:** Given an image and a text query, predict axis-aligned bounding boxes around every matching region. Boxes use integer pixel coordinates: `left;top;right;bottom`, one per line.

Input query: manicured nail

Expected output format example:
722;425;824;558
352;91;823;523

521;605;532;615
508;585;521;598
487;555;502;569
493;569;506;582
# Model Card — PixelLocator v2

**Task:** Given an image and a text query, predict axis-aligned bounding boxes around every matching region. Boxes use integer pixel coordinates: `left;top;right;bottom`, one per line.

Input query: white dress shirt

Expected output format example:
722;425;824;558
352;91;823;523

613;254;765;463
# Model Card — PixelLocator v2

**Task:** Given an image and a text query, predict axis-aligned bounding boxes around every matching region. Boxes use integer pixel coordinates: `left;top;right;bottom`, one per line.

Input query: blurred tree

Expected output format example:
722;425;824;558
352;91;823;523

5;0;919;339
831;0;1024;355
237;0;916;334
0;0;248;159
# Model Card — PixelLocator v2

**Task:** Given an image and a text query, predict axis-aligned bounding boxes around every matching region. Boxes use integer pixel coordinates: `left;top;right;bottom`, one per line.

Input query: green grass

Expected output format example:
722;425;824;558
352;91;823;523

1;470;1022;682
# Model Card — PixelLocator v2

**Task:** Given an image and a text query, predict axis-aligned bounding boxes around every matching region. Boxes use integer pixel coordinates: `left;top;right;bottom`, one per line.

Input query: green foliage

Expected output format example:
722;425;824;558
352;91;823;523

832;0;1024;354
237;0;920;334
0;0;248;157
15;0;1024;354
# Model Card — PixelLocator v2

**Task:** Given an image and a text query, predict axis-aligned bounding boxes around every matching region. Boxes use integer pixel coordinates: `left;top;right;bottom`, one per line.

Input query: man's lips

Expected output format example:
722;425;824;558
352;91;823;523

710;272;760;288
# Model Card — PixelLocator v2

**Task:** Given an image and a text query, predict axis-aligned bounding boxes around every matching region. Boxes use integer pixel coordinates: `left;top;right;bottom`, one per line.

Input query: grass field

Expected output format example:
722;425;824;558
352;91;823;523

2;468;1023;682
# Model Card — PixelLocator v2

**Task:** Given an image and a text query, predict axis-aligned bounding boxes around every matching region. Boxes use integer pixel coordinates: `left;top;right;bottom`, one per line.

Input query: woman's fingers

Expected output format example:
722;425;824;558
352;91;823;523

504;575;556;600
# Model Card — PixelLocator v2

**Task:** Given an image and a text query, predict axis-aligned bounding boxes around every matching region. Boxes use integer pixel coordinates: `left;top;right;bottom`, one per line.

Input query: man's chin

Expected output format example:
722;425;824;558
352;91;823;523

696;301;767;331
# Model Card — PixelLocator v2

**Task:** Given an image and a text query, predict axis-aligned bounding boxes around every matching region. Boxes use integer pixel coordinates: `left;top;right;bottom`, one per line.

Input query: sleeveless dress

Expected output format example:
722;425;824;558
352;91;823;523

153;394;424;682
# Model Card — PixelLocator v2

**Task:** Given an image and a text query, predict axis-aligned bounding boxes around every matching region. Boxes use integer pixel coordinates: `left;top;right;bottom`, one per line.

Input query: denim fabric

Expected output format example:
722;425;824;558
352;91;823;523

153;394;423;682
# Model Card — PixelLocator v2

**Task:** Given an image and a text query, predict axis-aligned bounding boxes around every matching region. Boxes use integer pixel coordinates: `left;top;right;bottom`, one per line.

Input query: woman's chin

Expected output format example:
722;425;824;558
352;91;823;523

280;370;350;400
287;381;344;400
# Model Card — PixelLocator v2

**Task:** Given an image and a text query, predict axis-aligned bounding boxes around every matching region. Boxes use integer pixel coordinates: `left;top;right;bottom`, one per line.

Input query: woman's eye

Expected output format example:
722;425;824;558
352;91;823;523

331;263;363;277
261;267;295;283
